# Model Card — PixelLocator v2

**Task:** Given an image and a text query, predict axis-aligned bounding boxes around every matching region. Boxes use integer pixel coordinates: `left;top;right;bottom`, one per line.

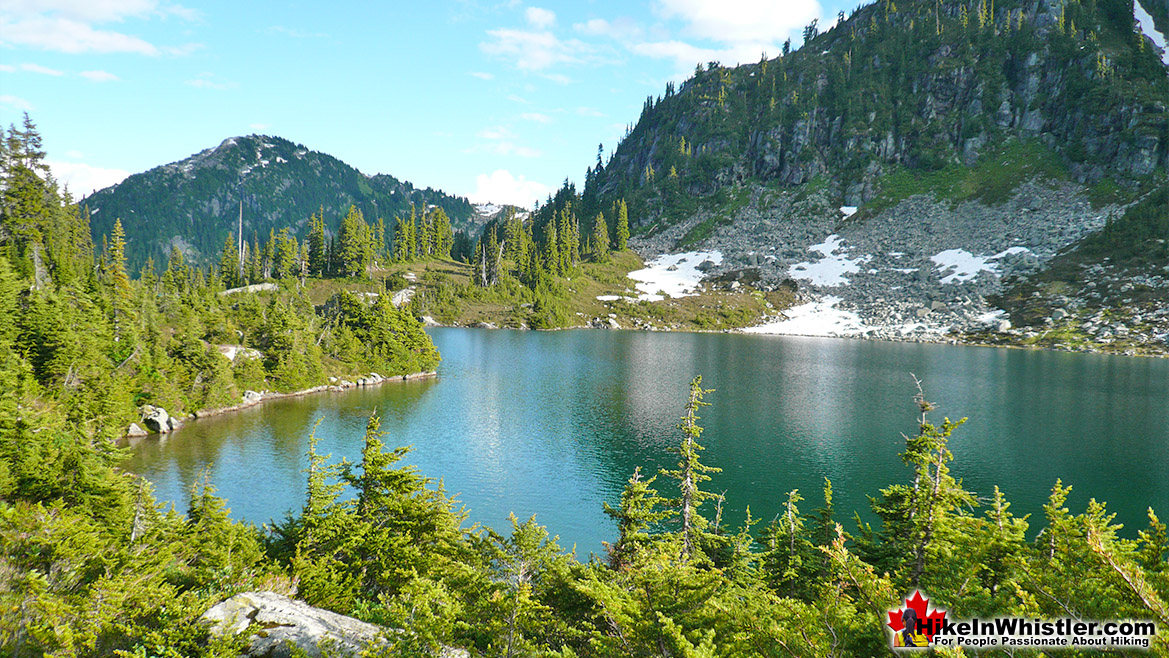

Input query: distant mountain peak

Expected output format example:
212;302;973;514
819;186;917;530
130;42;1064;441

85;135;485;269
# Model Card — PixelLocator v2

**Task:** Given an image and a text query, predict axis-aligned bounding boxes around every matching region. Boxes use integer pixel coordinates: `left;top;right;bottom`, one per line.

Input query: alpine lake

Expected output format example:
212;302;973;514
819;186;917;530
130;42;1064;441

125;328;1169;555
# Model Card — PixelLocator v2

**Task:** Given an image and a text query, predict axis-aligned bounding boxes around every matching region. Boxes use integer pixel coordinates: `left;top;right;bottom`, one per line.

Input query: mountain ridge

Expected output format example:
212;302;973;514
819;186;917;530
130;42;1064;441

84;134;483;270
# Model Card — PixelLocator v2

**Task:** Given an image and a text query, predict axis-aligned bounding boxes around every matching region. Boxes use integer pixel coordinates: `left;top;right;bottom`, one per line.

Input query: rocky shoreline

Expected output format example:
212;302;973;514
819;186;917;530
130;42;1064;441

123;370;438;439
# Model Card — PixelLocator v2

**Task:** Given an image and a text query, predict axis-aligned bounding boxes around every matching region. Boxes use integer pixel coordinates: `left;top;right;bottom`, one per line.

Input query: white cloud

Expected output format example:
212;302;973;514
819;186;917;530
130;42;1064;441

45;159;130;198
541;72;570;84
576;106;604;117
0;16;160;54
0;94;34;110
481;28;599;71
574;17;643;40
631;39;776;70
521;112;551;123
21;63;64;75
186;73;234;89
653;0;820;44
0;0;199;55
80;69;119;81
525;7;556;29
468;169;551;207
469;71;494;80
0;64;13;72
249;122;269;130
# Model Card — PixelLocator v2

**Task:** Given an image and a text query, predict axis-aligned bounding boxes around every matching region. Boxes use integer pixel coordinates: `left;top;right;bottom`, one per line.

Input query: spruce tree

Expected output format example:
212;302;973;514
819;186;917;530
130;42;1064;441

614;199;630;251
660;376;722;561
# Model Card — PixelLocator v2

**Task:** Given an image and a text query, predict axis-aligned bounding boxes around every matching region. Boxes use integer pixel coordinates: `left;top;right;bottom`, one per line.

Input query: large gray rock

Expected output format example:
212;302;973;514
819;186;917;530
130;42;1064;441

126;423;148;438
202;591;387;658
203;592;468;658
141;405;171;434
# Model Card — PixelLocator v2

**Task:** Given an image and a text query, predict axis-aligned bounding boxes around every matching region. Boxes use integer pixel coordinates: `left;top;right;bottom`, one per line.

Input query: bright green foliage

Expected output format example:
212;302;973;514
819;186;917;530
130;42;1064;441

338;205;375;277
602;467;674;570
659;376;722;562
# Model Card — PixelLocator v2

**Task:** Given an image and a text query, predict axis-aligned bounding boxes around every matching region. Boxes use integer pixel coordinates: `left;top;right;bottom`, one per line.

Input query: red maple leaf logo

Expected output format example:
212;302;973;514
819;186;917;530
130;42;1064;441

887;590;947;641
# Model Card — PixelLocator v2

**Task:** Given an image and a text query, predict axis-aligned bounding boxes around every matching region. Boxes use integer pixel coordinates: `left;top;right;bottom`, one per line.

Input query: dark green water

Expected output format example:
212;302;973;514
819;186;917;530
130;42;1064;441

125;328;1169;554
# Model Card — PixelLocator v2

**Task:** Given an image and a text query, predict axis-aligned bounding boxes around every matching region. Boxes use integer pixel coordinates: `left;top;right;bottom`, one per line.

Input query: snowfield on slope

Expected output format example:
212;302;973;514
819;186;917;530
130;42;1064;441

626;251;722;301
787;234;870;287
931;247;1031;284
1135;0;1169;66
741;296;869;337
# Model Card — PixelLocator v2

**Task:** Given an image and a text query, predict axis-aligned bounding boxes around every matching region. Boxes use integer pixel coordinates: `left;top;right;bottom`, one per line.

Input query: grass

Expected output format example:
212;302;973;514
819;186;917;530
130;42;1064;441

863;140;1071;216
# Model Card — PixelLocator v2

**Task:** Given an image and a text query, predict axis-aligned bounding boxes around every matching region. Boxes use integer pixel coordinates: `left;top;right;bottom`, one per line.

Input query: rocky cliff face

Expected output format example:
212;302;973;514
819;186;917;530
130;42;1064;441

592;0;1166;222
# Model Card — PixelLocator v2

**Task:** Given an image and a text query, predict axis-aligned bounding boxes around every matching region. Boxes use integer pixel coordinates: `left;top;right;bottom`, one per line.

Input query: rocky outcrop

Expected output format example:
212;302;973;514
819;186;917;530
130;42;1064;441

203;591;386;658
202;591;468;658
140;405;180;434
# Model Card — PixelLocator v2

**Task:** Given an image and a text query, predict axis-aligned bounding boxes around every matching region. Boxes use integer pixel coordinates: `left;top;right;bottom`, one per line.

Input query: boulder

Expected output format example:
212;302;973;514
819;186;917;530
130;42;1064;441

1052;308;1067;321
126;423;148;438
141;405;171;434
202;591;468;658
243;390;263;405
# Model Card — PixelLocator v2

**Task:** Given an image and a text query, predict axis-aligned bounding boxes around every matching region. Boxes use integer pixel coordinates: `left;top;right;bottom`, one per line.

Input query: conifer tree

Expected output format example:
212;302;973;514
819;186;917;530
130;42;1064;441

591;212;609;261
614;199;630;251
307;210;327;276
661;376;722;561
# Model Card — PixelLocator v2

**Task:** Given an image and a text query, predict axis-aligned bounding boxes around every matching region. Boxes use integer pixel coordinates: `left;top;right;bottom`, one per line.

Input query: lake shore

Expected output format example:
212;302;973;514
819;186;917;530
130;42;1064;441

124;370;438;439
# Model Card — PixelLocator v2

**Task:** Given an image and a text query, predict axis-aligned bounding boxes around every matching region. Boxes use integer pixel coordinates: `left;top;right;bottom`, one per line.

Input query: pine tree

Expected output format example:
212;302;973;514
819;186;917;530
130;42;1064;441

604;467;674;569
591;212;609;261
614;199;630;251
660;376;722;561
307;210;327;276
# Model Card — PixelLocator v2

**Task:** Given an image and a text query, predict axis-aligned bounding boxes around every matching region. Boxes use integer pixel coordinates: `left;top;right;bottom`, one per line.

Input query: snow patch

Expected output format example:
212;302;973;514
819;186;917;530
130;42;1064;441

1135;0;1169;66
627;251;721;301
475;203;503;216
930;247;1031;284
743;296;869;337
840;206;858;217
596;295;625;301
787;234;870;287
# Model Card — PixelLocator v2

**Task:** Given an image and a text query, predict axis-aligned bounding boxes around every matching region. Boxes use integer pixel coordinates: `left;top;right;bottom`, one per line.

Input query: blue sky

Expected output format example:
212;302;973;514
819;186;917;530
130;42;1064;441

1;0;855;207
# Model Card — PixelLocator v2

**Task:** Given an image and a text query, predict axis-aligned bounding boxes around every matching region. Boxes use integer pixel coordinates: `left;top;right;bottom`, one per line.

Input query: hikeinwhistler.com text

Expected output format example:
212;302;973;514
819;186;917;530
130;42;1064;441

919;617;1157;650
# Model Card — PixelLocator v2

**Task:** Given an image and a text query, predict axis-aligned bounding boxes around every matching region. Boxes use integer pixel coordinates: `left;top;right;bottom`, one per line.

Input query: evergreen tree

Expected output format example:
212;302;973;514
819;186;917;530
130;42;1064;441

660;376;722;561
590;211;609;261
307;210;327;276
614;199;630;251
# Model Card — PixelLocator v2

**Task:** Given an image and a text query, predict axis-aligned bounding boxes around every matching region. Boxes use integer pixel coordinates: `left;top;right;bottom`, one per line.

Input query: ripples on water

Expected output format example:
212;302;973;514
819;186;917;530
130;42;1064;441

125;328;1169;554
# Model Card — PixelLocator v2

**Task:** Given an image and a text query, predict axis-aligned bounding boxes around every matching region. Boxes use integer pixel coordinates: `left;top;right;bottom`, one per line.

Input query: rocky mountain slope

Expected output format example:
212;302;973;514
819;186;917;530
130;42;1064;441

84;135;479;270
582;0;1168;346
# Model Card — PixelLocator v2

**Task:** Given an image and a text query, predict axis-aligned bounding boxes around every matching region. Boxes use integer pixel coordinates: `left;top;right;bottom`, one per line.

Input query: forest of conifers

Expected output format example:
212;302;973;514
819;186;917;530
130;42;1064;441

1;119;1167;657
